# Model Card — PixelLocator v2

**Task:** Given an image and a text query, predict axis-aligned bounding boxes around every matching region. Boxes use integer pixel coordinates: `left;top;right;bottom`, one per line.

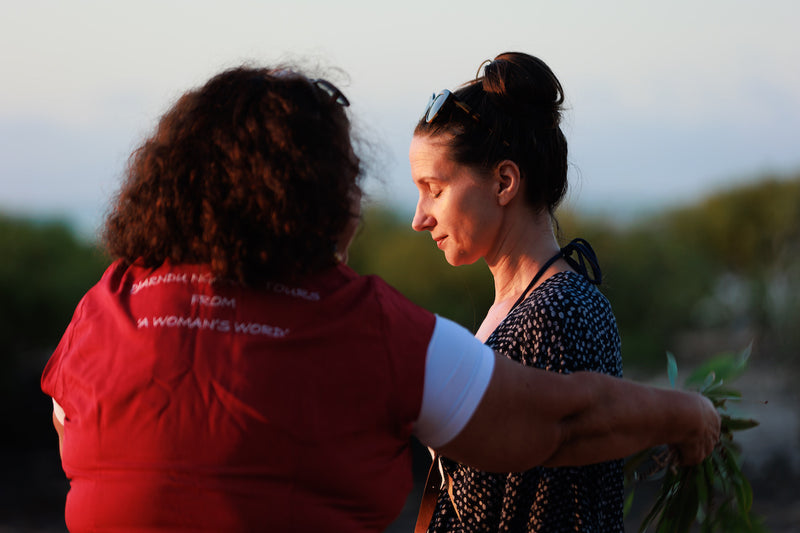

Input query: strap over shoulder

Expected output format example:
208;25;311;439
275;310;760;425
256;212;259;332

561;238;602;285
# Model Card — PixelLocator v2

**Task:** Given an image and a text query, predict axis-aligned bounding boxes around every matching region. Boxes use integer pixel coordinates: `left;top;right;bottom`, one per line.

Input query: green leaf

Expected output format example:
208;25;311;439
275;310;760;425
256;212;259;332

699;371;717;393
684;349;750;388
667;351;678;389
699;459;716;531
719;443;753;516
722;417;759;432
737;342;752;365
711;450;732;493
701;378;726;394
661;469;699;533
639;489;668;532
704;387;742;402
623;488;635;517
720;436;743;460
695;463;709;509
740;475;754;518
639;470;678;532
675;479;700;532
624;448;656;483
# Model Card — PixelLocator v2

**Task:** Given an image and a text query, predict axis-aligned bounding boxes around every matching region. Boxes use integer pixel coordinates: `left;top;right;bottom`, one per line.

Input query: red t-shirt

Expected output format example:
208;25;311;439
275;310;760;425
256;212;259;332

42;259;435;532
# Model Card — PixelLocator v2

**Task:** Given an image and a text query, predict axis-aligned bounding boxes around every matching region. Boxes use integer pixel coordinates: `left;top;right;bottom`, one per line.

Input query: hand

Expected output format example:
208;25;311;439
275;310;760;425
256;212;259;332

675;393;720;465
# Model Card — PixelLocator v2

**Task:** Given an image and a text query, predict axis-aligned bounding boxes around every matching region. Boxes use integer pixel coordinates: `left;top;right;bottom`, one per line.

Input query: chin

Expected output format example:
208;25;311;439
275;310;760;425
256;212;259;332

445;251;479;268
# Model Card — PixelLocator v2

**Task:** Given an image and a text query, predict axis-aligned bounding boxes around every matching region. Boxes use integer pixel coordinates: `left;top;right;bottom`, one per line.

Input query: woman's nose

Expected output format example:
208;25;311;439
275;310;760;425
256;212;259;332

411;202;434;232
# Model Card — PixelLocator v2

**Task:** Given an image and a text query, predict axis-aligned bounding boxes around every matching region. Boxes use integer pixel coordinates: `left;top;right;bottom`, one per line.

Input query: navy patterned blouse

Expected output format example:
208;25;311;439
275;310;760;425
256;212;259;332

429;270;624;533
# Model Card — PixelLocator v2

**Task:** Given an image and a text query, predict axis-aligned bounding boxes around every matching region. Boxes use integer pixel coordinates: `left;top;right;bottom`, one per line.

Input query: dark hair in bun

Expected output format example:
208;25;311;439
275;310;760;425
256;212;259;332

414;52;568;216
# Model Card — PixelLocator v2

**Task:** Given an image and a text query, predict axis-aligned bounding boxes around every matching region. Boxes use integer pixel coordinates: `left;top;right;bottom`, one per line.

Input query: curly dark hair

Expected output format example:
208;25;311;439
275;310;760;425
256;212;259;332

103;65;361;285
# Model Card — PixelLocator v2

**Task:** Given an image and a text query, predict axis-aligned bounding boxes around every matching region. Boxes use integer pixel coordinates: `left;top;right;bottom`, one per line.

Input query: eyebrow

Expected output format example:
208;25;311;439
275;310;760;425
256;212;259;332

416;173;449;184
413;176;444;191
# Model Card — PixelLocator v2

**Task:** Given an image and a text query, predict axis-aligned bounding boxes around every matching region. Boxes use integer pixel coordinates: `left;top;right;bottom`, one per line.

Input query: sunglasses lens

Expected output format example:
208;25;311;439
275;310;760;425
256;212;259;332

425;90;450;123
330;90;349;106
424;93;436;117
312;79;350;106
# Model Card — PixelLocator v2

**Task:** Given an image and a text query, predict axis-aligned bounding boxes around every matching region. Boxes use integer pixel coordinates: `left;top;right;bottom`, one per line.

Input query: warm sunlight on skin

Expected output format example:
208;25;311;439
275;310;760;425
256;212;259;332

409;133;582;342
409;135;502;267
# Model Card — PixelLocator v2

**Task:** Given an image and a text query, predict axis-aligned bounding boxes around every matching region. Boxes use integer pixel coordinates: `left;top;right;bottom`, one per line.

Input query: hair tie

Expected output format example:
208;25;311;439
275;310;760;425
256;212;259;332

475;59;493;79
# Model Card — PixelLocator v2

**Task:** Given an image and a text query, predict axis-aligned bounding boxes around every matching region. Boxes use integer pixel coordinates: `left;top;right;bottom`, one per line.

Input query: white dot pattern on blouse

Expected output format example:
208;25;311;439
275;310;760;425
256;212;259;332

429;271;624;533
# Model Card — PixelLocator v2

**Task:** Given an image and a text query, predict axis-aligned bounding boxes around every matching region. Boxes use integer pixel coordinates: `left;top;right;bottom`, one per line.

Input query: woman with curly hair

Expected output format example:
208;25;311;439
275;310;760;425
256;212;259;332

42;64;718;532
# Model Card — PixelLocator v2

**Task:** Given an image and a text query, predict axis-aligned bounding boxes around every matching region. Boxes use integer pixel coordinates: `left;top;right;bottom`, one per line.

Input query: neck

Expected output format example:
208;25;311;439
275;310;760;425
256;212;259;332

474;207;564;343
485;209;561;306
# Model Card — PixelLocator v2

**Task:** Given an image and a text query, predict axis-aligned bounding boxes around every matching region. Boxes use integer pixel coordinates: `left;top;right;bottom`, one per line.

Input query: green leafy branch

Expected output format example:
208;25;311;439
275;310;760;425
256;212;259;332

624;345;766;532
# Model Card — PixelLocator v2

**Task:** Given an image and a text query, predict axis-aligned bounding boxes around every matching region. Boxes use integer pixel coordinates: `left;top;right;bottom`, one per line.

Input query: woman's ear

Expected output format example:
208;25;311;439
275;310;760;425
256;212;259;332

495;160;521;206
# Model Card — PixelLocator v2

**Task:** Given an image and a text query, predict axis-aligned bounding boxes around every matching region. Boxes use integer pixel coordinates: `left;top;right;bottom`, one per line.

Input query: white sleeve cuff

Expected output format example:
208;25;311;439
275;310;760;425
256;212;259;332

413;315;495;448
52;398;65;425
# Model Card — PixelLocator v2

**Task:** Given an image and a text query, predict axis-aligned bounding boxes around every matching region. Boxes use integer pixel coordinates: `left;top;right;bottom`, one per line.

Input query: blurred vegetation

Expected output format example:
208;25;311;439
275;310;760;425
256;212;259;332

0;214;108;449
1;173;798;530
0;214;109;528
1;174;798;422
0;215;108;354
351;174;800;375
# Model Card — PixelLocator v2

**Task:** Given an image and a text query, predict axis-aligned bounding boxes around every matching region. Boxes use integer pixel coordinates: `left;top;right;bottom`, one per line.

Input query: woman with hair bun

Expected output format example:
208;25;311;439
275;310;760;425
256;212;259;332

42;62;717;533
411;52;625;531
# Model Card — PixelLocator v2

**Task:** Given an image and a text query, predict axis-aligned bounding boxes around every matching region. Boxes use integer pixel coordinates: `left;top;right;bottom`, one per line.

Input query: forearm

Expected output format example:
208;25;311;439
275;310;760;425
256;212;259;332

543;371;712;467
433;353;717;473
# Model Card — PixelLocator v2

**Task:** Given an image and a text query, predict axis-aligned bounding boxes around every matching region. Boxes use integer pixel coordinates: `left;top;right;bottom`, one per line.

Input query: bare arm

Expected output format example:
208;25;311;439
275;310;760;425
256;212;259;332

437;352;720;473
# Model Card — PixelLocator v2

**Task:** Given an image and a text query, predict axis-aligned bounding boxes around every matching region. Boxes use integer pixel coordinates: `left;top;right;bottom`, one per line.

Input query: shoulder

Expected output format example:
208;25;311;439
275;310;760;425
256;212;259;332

356;269;436;327
325;265;436;352
524;271;613;318
41;260;126;406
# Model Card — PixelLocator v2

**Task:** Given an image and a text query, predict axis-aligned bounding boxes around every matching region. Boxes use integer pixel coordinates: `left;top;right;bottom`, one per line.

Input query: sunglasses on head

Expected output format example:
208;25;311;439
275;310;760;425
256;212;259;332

422;89;509;147
422;89;482;124
269;69;350;107
311;78;350;107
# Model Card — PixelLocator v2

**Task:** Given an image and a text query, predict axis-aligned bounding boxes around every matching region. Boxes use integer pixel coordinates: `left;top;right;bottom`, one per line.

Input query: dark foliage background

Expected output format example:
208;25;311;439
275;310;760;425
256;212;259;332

2;175;799;531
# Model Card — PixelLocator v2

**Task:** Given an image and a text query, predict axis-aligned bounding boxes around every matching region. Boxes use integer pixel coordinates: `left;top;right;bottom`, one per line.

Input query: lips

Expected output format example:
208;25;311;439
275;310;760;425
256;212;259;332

433;235;447;249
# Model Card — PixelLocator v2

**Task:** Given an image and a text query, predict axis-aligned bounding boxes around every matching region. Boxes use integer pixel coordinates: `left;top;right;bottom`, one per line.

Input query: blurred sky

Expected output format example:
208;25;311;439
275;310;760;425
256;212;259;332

1;0;799;237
